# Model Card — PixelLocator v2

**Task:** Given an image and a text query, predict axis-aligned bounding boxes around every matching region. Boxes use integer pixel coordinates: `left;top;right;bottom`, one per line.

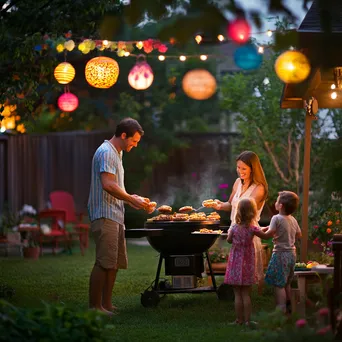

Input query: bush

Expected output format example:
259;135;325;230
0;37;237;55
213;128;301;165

246;308;335;341
0;300;112;342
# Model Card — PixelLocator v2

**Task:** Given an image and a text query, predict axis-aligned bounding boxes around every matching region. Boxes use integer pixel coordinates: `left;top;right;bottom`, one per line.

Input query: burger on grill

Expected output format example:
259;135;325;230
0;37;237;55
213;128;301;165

207;212;221;221
172;213;189;221
153;214;173;221
188;212;206;221
178;206;194;213
157;205;172;213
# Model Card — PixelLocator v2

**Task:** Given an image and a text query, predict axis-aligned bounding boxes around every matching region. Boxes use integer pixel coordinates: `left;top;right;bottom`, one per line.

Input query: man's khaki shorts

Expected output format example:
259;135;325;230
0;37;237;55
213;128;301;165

91;218;128;270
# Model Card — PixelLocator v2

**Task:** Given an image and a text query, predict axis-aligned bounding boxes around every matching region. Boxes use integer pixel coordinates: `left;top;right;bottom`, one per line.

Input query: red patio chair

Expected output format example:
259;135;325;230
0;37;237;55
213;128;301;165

38;209;84;256
49;191;89;249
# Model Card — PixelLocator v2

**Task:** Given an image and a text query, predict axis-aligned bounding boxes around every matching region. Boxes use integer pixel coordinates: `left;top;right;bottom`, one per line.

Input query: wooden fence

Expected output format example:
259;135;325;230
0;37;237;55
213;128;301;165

0;131;239;216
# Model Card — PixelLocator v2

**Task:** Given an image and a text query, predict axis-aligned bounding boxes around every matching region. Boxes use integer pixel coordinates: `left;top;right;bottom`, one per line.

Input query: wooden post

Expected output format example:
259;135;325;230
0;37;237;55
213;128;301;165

300;111;314;262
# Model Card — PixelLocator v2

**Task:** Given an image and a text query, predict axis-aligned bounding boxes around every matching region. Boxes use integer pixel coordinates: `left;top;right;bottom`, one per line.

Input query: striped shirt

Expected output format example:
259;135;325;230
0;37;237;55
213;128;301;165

88;140;125;224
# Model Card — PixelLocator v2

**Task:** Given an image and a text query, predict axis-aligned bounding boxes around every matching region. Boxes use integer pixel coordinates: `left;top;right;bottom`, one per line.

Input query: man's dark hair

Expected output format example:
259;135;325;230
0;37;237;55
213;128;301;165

115;118;144;138
278;191;299;215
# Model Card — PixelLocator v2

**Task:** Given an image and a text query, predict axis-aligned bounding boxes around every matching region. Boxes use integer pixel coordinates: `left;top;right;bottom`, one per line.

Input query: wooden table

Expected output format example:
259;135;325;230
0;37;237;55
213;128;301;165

294;267;334;317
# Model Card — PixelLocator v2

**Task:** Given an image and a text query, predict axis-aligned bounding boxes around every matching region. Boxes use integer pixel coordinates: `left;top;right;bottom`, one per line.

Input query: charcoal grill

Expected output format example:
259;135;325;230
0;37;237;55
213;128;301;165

126;220;231;307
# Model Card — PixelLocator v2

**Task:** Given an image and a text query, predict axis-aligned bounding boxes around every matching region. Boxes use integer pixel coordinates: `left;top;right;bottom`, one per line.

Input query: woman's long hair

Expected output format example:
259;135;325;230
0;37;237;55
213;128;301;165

235;198;257;226
236;150;268;201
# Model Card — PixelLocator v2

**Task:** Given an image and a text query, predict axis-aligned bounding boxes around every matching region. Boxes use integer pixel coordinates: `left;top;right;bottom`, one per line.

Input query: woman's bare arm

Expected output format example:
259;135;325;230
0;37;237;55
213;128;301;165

250;184;266;210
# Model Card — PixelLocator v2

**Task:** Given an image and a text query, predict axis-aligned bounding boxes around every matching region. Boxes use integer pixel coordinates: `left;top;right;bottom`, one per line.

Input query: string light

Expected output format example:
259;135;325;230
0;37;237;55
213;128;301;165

195;35;202;44
158;55;165;61
200;55;208;61
331;92;337;99
103;40;109;46
124;51;130;57
258;46;264;54
179;55;186;61
331;84;336;89
267;30;273;37
217;34;225;42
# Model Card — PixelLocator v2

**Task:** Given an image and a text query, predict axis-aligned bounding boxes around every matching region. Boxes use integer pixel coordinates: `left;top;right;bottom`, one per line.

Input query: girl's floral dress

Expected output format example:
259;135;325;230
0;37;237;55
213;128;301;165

224;224;260;285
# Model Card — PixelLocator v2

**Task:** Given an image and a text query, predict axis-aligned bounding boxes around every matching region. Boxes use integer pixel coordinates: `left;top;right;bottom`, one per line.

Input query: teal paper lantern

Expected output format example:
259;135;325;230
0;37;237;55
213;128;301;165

234;44;262;70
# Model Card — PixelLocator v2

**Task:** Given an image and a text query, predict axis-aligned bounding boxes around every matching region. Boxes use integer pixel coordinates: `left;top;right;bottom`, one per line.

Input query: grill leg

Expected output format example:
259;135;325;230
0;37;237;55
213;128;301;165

205;251;217;290
153;254;163;291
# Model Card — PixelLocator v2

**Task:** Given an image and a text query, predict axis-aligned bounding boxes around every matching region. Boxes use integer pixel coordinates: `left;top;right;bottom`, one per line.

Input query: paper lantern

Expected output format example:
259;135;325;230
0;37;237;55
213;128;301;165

54;62;75;84
58;93;79;112
227;19;251;44
182;69;217;100
234;44;262;70
85;57;119;89
275;50;311;84
128;60;154;90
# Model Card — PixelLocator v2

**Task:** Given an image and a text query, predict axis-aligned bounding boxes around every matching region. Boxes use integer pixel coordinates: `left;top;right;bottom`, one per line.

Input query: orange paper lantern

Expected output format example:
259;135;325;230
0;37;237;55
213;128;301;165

54;62;76;84
85;57;119;89
182;69;217;100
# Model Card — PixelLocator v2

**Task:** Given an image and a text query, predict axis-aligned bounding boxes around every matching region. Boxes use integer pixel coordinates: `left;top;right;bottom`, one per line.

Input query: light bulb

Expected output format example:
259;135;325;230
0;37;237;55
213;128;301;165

179;55;186;61
331;92;337;99
124;51;130;56
158;55;165;61
267;30;273;37
200;55;207;61
217;34;224;41
331;84;336;89
258;46;264;54
103;40;109;46
195;35;202;44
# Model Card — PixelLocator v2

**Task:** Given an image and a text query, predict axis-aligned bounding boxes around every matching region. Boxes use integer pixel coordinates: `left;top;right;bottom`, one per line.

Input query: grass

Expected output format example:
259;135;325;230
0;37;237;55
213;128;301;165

0;240;275;342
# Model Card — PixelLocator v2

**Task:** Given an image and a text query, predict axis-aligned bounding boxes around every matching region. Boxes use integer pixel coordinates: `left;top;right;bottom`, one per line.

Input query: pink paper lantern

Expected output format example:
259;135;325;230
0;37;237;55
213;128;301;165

227;19;251;44
128;60;154;90
58;93;79;112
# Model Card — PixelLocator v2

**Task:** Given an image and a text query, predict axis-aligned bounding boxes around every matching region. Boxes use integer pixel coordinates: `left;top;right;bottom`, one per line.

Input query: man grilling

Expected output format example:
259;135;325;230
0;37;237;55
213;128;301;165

88;117;155;314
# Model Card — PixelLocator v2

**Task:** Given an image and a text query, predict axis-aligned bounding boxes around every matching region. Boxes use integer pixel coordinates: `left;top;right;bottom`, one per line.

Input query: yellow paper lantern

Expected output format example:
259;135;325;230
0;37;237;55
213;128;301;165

275;50;311;84
128;60;154;90
54;62;76;84
182;69;217;100
85;57;119;89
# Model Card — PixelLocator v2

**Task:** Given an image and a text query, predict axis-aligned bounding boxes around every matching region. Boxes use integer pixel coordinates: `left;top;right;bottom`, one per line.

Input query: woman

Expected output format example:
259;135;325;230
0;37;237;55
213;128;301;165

213;151;268;289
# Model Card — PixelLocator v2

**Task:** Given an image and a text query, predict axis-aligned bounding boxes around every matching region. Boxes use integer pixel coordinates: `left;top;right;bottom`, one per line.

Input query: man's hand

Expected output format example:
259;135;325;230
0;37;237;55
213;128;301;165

129;194;149;210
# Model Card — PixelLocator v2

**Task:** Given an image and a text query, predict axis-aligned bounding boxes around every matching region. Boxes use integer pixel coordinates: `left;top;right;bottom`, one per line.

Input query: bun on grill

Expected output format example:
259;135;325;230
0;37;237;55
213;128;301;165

157;205;172;213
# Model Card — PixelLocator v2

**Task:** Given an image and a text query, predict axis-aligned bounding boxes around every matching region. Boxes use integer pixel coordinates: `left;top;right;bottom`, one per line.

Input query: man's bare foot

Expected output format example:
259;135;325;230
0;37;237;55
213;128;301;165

90;307;114;316
103;304;118;312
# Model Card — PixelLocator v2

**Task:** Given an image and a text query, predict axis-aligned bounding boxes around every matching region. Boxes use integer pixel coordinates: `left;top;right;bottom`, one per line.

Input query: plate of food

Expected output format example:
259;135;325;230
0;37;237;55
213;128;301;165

294;262;309;271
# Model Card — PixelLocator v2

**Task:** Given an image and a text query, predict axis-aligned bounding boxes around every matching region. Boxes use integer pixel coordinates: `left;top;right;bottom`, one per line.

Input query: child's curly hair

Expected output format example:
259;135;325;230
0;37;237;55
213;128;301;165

235;198;257;226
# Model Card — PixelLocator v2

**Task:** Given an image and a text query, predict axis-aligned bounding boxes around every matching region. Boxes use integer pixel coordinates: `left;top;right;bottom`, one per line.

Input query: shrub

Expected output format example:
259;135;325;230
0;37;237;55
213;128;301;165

0;300;112;342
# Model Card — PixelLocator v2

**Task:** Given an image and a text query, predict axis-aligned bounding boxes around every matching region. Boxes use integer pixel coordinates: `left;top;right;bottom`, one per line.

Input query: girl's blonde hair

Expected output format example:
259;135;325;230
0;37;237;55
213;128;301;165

235;198;257;226
236;151;268;201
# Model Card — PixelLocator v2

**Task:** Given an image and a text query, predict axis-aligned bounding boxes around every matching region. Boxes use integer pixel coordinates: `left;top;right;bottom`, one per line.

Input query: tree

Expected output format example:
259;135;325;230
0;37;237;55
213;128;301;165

219;47;337;204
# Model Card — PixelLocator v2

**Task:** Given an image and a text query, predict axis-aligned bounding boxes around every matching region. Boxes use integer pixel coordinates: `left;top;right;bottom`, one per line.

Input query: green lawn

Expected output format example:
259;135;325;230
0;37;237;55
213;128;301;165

0;240;275;342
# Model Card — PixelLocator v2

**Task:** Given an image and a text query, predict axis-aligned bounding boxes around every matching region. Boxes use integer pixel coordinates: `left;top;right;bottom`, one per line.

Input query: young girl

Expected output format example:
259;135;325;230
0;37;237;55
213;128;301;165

225;197;266;326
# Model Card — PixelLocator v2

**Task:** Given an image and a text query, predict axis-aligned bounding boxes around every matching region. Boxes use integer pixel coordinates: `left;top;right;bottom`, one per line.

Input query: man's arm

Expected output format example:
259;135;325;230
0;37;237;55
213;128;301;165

101;172;147;210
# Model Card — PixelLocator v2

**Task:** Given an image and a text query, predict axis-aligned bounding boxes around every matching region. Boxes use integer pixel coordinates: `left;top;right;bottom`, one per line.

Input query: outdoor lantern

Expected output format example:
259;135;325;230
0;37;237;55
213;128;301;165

234;44;263;70
54;62;76;84
227;19;251;44
182;69;217;100
128;59;154;90
275;50;311;84
85;56;119;89
57;93;79;112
